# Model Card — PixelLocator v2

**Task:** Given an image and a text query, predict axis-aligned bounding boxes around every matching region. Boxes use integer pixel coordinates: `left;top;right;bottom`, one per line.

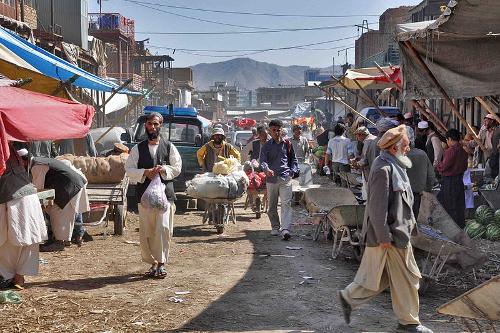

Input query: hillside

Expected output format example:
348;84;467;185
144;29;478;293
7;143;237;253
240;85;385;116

191;58;336;91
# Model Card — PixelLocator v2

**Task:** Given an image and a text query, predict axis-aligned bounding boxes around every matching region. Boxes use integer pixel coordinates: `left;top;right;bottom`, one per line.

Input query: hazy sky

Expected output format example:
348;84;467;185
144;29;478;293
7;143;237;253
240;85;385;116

90;0;421;68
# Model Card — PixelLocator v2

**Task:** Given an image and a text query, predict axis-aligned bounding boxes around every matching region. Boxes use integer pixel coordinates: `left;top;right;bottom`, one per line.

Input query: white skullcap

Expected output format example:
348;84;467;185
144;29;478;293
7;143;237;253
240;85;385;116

417;121;429;129
17;148;29;157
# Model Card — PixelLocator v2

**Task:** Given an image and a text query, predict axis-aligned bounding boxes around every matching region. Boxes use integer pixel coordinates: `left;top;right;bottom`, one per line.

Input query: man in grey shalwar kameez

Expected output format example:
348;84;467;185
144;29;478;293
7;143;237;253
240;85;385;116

338;125;433;333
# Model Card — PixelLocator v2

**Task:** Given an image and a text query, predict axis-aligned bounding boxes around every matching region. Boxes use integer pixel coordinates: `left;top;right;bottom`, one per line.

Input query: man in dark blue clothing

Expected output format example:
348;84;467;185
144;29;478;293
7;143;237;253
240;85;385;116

260;119;299;240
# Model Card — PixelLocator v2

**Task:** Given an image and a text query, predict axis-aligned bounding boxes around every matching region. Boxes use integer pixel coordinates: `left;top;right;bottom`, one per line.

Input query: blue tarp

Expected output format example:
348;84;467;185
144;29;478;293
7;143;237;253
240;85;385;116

0;27;141;96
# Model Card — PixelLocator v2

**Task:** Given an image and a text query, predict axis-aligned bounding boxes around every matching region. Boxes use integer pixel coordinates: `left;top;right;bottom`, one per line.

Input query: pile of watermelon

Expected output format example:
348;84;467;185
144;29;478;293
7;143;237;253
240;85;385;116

464;205;500;241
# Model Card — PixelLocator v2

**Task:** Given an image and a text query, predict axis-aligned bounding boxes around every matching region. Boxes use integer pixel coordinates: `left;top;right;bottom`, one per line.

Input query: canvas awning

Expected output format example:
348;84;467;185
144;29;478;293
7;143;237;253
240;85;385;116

321;66;401;90
0;86;94;175
0;26;141;96
396;0;500;99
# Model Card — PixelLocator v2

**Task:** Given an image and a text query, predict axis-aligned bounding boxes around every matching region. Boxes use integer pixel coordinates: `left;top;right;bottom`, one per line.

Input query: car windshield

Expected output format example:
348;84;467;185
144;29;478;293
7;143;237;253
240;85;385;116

235;132;253;146
135;121;201;145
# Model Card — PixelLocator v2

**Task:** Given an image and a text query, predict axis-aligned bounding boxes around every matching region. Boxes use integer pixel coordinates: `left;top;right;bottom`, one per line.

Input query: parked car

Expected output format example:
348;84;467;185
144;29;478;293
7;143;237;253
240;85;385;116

89;126;130;155
359;106;401;134
227;130;253;150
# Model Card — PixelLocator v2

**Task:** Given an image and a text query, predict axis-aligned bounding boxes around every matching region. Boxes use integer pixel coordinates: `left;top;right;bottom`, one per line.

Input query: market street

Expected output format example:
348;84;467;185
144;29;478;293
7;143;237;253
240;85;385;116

0;200;465;332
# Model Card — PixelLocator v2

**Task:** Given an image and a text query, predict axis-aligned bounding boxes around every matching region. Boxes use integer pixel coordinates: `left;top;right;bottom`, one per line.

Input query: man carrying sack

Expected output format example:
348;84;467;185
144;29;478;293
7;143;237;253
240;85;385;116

125;112;182;278
338;125;433;333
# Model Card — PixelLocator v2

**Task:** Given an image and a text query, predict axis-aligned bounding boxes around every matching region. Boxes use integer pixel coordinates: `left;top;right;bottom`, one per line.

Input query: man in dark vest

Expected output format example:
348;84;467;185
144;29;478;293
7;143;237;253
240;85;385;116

196;127;240;172
21;151;89;252
125;112;182;279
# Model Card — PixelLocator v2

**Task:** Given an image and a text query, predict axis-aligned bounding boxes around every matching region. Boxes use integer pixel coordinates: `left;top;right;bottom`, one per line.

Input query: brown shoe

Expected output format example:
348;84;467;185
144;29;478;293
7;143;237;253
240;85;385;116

40;240;65;252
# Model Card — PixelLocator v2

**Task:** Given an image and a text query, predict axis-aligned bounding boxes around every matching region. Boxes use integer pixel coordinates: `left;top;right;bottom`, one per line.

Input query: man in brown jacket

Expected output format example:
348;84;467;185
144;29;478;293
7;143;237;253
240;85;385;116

338;125;433;333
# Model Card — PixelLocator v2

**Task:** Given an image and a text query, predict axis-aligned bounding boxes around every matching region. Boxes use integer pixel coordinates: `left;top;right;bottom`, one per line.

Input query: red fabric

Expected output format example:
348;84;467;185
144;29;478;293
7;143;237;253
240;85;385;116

355;67;401;85
0;87;94;175
246;171;267;190
234;118;257;129
436;143;468;177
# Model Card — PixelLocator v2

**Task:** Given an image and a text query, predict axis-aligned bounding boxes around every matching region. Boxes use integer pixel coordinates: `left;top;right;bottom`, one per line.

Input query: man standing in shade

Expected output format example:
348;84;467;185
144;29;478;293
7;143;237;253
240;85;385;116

436;129;468;228
338;125;433;333
125;112;182;278
260;119;299;241
290;125;309;163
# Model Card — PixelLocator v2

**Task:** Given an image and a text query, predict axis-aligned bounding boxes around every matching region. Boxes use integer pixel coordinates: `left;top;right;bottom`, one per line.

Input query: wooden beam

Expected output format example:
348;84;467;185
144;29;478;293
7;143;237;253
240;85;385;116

352;78;387;117
476;96;500;124
329;75;373;107
401;41;485;150
314;83;375;125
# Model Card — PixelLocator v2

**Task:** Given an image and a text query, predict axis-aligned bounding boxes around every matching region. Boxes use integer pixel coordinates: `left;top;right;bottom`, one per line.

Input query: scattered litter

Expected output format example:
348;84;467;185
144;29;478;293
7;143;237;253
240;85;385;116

38;258;48;264
285;246;303;250
258;254;295;258
0;290;22;304
298;270;306;273
174;291;191;295
168;297;184;303
132;321;144;326
89;309;104;314
302;276;314;280
123;240;140;246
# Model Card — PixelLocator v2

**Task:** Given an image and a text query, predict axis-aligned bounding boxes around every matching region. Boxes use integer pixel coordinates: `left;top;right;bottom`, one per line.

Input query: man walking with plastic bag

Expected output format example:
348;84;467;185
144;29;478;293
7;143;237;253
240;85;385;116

125;112;182;278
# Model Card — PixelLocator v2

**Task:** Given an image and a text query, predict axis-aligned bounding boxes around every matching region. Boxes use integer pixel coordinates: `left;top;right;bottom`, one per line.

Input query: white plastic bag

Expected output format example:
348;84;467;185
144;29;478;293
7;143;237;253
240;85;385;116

141;175;170;211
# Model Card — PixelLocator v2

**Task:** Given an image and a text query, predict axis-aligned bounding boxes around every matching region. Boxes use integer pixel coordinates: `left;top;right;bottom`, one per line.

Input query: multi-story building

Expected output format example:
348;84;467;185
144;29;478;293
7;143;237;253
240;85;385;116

193;90;224;121
0;0;36;35
256;86;323;108
209;81;239;108
409;0;447;22
354;6;411;68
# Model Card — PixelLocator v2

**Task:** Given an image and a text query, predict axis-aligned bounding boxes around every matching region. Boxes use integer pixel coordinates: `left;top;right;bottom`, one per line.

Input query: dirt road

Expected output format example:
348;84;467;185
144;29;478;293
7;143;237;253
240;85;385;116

1;201;465;332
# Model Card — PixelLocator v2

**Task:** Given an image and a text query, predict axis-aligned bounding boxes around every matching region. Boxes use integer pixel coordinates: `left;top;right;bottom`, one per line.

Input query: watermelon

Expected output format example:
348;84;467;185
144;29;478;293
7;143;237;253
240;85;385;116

485;224;500;241
494;209;500;225
464;220;487;239
475;205;494;225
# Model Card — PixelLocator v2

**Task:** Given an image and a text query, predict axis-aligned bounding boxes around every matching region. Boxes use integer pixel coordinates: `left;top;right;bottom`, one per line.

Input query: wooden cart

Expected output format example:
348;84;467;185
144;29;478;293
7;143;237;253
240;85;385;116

85;177;129;235
327;204;365;261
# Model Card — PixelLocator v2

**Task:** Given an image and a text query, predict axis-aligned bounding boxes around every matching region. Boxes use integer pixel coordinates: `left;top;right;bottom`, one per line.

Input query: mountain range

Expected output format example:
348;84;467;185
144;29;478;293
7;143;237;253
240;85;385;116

190;58;338;91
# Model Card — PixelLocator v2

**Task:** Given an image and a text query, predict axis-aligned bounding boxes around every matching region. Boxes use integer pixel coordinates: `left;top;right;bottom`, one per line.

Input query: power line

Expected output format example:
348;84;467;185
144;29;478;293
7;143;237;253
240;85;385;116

125;0;380;18
135;22;378;35
148;36;357;53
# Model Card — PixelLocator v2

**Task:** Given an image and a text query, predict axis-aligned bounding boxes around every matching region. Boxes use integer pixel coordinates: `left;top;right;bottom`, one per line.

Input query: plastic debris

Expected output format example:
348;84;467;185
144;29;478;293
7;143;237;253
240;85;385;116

286;246;303;250
38;258;48;264
0;291;22;304
175;291;191;295
168;296;184;303
89;309;104;314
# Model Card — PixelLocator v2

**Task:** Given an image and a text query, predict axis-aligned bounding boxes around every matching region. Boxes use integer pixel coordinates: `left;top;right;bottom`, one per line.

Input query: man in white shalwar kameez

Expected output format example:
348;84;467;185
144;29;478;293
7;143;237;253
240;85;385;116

0;147;47;289
125;112;182;278
21;152;89;252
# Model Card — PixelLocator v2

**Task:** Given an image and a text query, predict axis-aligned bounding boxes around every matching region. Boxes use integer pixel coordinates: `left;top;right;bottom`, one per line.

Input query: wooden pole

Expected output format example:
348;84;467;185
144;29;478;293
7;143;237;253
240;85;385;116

314;83;375;125
352;79;388;117
94;87;154;145
95;78;133;113
417;99;448;134
329;75;373;107
476;96;500;124
401;41;485;150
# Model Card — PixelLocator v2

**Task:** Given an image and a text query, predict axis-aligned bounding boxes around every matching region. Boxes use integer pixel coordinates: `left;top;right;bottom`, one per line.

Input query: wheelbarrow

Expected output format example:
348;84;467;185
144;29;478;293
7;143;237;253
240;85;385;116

327;204;365;262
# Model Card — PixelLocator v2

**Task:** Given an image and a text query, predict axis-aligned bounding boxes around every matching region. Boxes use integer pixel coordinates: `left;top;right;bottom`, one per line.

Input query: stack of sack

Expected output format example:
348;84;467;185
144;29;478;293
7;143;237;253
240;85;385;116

186;157;249;199
57;154;128;184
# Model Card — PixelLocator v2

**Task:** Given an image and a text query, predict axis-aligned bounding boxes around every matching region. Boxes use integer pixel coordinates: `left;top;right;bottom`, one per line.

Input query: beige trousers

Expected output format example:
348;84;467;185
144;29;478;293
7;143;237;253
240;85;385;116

45;190;82;241
0;242;39;279
341;245;421;325
138;203;175;265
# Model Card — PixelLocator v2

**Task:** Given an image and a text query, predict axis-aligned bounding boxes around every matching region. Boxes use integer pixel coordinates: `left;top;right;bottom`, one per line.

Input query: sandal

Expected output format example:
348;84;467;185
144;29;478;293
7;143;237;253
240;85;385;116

144;265;157;278
155;265;167;279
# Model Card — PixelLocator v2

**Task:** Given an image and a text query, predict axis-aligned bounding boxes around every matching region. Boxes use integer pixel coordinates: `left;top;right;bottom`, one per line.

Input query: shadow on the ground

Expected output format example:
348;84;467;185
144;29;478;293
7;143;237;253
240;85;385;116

29;273;143;291
170;229;334;332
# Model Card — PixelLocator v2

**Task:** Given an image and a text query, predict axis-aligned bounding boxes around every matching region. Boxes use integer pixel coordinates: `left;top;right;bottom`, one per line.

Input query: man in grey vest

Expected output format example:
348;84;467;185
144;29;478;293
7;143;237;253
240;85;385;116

125;112;182;278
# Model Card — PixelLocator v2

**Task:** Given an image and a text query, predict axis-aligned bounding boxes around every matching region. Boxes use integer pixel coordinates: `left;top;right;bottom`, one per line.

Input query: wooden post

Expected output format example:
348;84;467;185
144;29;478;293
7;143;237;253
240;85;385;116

328;75;373;108
314;83;375;125
352;79;387;117
476;96;500;124
401;41;485;150
417;99;448;134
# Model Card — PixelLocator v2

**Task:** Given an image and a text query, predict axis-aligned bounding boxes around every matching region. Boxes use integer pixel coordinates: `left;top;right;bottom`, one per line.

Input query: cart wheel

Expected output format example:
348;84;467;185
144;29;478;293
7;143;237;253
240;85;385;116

216;225;225;234
351;229;364;262
255;197;262;219
114;204;126;236
197;199;207;211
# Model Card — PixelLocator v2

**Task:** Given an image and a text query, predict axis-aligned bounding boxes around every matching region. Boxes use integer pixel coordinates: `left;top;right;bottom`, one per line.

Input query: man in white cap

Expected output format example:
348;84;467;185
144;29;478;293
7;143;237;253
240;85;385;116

125;112;182;278
20;150;89;252
417;121;443;167
0;146;47;289
338;125;433;333
197;127;240;172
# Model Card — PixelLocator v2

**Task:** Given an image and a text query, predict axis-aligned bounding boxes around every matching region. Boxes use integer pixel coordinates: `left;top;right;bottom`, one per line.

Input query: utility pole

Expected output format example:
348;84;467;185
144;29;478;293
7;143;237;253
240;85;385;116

20;0;25;22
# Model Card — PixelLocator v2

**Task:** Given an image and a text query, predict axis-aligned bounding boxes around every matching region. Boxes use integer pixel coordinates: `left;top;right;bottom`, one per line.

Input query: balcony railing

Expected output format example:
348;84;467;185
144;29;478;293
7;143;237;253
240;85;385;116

106;72;143;91
88;13;135;40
